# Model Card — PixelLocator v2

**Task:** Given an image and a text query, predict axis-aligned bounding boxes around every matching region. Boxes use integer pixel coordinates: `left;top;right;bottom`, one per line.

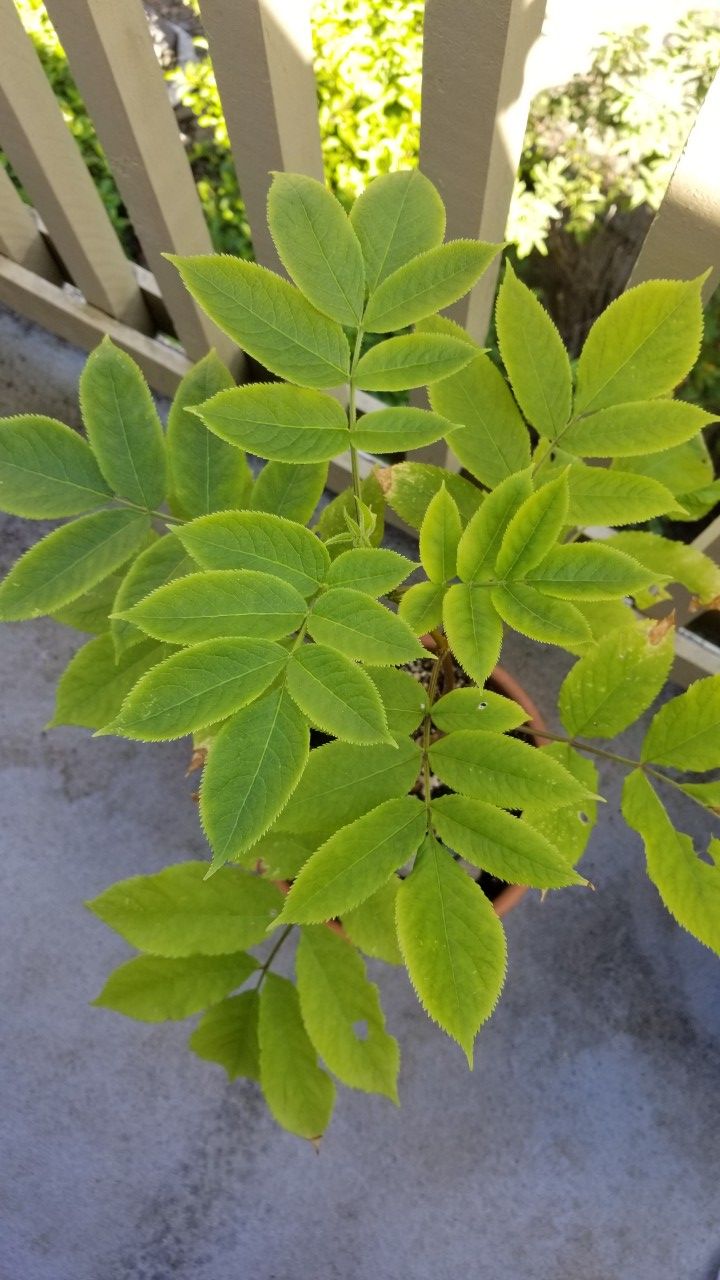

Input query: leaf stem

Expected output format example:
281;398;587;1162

255;923;294;989
515;723;642;768
347;325;365;531
421;631;447;822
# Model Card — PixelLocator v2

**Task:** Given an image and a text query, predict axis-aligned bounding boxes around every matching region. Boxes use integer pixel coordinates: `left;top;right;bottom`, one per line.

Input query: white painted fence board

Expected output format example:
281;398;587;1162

198;0;324;273
44;0;242;372
0;0;148;325
0;164;60;279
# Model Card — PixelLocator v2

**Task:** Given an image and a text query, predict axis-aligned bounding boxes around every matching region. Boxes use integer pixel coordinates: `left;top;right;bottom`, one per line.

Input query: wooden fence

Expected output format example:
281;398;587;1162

0;0;719;678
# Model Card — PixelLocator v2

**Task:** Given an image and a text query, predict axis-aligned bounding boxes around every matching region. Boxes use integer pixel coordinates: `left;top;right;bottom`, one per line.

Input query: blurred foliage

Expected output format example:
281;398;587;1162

3;0;720;420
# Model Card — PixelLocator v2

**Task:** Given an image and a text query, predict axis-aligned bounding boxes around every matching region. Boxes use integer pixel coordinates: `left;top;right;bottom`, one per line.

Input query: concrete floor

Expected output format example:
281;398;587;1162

1;305;719;1280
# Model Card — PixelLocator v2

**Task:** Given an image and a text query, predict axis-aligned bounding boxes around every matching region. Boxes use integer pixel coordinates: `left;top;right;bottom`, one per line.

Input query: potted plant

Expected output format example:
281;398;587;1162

0;169;718;1141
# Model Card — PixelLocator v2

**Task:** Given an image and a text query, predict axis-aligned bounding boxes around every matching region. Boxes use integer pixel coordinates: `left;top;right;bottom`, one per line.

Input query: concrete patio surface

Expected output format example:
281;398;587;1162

0;305;719;1280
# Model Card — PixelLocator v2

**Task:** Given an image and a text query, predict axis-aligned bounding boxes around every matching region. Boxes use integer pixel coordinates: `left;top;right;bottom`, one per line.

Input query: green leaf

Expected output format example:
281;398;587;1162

174;510;329;597
350;406;455;453
430;352;531;487
349;168;446;291
315;472;385;547
415;313;481;347
522;743;599;867
495;472;568;580
396;835;506;1064
325;547;416;596
93;952;256;1022
287;643;391;744
296;926;399;1099
622;769;720;956
249;831;317;880
259;974;335;1139
308;587;424;665
167;350;252;518
456;471;532;582
110;637;288;740
559;622;674;738
378;461;483;530
561;464;679;525
195;382;349;464
355;333;474;391
495;262;572;437
276;738;421;840
168;255;350;389
188;990;260;1081
561;399;714;457
50;634;166;730
574;276;706;413
111;534;192;657
617;434;713;498
0;508;150;620
604;532;717;606
641;675;720;770
342;878;402;965
432;794;586;888
267;172;365;325
50;571;125;635
86;861;282;955
492;583;590;649
419;483;461;583
677;780;720;813
573;600;636;648
251;460;328;524
279;797;426;923
527;543;657;600
431;687;528;734
429;730;590;809
79;338;167;508
443;584;502;684
118;569;306;644
398;580;445;634
364;240;500;333
0;414;112;517
201;686;309;867
366;666;427;736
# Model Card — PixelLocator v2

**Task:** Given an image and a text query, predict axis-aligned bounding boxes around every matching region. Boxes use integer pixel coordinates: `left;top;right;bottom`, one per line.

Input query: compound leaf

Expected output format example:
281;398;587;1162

641;675;720;770
574;276;705;414
419;483;461;583
0;413;111;517
296;926;399;1099
79;338;166;508
51;634;167;730
167;350;252;518
308;587;424;665
201;686;309;867
175;510;329;597
350;406;455;454
456;471;532;582
117;569;307;644
111;534;192;657
429;730;590;810
325;547;416;596
430;351;531;487
378;461;483;530
398;580;445;634
492;583;590;649
396;835;506;1064
110;637;288;740
522;743;599;867
268;172;365;325
251;460;328;524
188;989;260;1081
443;584;503;684
431;686;527;734
364;240;500;333
342;878;403;965
608;530;720;606
169;254;350;389
86;861;282;955
349;168;446;291
495;262;572;437
562;399;714;457
195;382;349;464
276;738;421;840
528;542;658;600
562;464;679;525
432;794;586;888
287;642;391;744
0;507;150;620
259;974;335;1139
559;622;674;738
278;797;426;923
495;472;568;580
93;952;256;1022
355;333;474;391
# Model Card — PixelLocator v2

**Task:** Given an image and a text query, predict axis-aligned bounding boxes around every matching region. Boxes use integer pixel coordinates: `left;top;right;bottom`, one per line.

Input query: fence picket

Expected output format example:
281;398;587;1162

199;0;324;273
44;0;242;371
0;164;60;279
0;0;148;326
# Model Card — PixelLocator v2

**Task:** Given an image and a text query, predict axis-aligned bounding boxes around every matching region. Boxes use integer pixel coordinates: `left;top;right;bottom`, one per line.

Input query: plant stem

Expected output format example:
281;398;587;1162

421;633;446;822
112;496;185;525
516;723;642;769
255;924;294;989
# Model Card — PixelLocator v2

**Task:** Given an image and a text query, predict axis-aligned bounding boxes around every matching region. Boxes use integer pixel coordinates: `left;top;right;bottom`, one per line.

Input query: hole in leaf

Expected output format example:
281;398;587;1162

352;1019;368;1041
477;701;488;710
578;812;589;825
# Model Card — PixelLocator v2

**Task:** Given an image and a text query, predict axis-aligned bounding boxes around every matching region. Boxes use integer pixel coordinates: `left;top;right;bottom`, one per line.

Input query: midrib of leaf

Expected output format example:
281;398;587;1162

449;375;517;474
501;584;568;631
430;846;463;1032
371;177;412;287
374;258;479;321
579;291;691;413
2;456;111;504
648;714;720;761
17;513;143;601
510;322;564;434
213;692;286;858
198;271;348;378
123;655;285;730
108;371;152;509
